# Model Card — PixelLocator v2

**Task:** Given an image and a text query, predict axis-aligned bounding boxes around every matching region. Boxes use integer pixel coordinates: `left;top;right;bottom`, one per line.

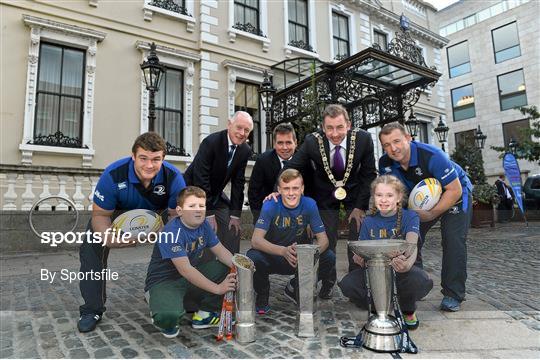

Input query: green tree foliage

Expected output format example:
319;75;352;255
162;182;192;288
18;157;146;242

451;144;486;185
491;105;540;164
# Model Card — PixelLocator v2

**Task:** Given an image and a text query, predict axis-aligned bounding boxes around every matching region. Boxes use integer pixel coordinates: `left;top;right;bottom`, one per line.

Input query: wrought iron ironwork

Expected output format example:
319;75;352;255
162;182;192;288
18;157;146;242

149;0;191;16
288;40;315;53
266;33;441;142
30;131;87;148
232;22;266;37
166;142;189;156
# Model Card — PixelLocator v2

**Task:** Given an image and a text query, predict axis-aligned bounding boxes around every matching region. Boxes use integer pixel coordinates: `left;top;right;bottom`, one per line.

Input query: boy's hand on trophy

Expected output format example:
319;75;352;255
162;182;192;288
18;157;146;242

391;255;411;273
283;243;297;268
218;272;237;294
352;254;365;267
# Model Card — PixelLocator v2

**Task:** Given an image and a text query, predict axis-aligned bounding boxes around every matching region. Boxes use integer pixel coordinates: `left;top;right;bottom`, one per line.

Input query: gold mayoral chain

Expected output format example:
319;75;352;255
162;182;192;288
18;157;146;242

314;132;357;200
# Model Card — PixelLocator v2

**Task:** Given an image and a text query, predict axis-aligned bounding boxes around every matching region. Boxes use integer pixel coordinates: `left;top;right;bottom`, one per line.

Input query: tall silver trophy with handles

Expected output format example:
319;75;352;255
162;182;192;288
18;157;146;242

295;244;320;338
347;240;416;352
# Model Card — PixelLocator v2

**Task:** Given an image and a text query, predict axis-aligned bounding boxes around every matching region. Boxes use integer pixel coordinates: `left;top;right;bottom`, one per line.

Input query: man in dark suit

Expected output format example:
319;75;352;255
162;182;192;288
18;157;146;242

495;175;514;222
284;104;377;298
248;123;297;224
184;111;253;254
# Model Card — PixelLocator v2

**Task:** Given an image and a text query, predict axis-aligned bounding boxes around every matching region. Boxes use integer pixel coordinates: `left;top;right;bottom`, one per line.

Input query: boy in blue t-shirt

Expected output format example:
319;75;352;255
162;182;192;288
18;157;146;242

145;186;236;338
338;175;433;330
247;169;336;314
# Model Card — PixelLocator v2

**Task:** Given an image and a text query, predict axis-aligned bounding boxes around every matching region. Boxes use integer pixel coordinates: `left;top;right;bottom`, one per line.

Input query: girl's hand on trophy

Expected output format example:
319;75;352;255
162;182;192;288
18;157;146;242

352;254;365;267
391;255;410;273
218;272;237;294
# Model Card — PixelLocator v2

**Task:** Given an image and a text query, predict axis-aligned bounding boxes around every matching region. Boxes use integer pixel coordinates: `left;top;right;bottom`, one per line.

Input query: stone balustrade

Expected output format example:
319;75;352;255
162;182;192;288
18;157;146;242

0;164;103;211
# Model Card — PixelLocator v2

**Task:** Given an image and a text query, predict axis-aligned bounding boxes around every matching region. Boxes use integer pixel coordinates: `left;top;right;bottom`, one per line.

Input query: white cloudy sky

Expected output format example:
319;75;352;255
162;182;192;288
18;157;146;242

424;0;461;10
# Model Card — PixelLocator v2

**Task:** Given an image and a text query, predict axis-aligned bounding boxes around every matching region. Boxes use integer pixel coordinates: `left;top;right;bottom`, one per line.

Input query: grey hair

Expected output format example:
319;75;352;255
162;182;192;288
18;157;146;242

230;111;254;126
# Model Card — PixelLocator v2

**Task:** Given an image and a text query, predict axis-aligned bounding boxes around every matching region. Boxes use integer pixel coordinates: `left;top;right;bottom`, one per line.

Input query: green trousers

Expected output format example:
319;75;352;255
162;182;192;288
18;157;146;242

148;260;228;330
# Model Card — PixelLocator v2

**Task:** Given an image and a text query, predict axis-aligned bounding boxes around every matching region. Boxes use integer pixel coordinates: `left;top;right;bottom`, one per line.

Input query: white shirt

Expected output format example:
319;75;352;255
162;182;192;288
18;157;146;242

227;134;237;160
329;138;347;168
277;155;292;168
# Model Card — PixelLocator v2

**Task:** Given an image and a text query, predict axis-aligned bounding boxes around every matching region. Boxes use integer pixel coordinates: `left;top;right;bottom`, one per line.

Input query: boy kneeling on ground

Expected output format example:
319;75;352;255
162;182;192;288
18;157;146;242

144;186;236;338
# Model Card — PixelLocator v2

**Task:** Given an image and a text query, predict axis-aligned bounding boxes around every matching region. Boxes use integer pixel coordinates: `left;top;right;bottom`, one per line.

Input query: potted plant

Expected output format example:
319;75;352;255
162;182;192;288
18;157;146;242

470;183;500;227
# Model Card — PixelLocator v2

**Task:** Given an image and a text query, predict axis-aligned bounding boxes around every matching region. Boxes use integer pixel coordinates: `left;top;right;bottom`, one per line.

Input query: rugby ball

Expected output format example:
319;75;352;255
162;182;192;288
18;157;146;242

111;209;163;237
408;178;442;211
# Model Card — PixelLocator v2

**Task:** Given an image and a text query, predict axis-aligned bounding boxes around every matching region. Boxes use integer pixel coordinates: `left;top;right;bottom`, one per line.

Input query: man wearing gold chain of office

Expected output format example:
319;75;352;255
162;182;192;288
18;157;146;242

283;104;377;298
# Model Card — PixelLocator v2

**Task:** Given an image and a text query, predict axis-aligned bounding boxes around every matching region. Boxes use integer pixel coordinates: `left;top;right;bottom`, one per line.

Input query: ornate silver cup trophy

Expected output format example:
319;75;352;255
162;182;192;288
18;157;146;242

295;244;320;338
347;240;416;352
232;254;256;343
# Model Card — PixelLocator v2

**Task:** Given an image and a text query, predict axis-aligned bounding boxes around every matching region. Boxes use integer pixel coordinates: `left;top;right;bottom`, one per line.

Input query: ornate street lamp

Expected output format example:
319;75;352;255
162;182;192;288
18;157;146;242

140;42;166;131
405;109;419;139
474;125;487;150
508;138;518;155
258;70;276;112
363;94;379;115
259;70;276;150
434;115;449;152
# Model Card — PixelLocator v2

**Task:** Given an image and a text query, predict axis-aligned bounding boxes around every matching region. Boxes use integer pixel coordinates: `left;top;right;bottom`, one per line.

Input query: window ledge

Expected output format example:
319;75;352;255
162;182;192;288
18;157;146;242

19;143;95;168
228;28;270;52
284;45;319;59
143;4;196;32
164;155;193;163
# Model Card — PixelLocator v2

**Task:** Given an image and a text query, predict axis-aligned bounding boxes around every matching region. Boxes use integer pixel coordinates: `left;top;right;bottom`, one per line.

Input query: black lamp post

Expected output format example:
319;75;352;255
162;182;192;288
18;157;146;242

363;94;378;115
140;42;166;132
434;115;449;152
405;109;419;139
474;125;487;150
258;70;276;150
508;137;518;155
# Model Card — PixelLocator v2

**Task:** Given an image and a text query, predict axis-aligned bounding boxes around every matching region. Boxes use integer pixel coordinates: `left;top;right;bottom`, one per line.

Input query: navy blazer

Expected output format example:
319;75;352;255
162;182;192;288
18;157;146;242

184;130;252;217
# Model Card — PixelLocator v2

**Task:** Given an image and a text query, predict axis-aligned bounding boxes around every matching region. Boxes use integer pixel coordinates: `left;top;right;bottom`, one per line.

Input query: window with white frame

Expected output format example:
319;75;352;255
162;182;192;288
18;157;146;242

288;0;312;52
332;12;350;60
235;81;261;154
233;0;264;36
33;43;86;147
373;29;388;51
155;68;186;155
137;41;199;158
19;15;105;167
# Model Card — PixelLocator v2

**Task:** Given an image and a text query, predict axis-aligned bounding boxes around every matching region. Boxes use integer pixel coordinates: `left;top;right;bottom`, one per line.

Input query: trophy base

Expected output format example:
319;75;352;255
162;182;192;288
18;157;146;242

296;312;318;338
235;322;256;344
360;315;402;352
360;327;402;352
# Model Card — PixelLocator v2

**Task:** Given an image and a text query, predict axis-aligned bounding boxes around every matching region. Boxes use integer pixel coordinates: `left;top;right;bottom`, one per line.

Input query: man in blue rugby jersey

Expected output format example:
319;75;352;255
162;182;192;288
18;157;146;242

246;169;335;314
78;132;186;332
378;122;472;312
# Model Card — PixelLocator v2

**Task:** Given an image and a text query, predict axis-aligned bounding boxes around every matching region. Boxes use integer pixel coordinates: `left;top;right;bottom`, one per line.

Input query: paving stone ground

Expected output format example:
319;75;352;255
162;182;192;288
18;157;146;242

0;221;539;358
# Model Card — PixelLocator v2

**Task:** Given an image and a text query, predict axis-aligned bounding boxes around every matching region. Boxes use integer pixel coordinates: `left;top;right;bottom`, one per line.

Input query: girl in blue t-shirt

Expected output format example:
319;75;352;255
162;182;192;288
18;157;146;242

338;175;433;329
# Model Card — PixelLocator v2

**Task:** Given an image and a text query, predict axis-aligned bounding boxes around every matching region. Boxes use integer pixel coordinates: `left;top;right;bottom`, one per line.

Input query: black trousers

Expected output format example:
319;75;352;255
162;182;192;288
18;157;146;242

319;206;360;287
418;195;472;302
214;197;241;254
338;266;433;313
79;228;110;316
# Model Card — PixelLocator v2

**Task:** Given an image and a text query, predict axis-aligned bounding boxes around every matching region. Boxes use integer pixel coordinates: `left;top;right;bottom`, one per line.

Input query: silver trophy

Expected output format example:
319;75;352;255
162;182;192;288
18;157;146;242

348;240;416;352
232;254;256;343
295;244;320;338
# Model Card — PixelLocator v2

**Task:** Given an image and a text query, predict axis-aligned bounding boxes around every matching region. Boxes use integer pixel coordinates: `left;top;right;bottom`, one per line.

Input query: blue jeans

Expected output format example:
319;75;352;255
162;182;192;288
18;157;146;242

246;248;335;298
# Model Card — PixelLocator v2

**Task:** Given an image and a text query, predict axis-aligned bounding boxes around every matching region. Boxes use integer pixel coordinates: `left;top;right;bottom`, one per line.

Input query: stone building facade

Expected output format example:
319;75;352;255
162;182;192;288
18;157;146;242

0;0;446;209
436;0;539;180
